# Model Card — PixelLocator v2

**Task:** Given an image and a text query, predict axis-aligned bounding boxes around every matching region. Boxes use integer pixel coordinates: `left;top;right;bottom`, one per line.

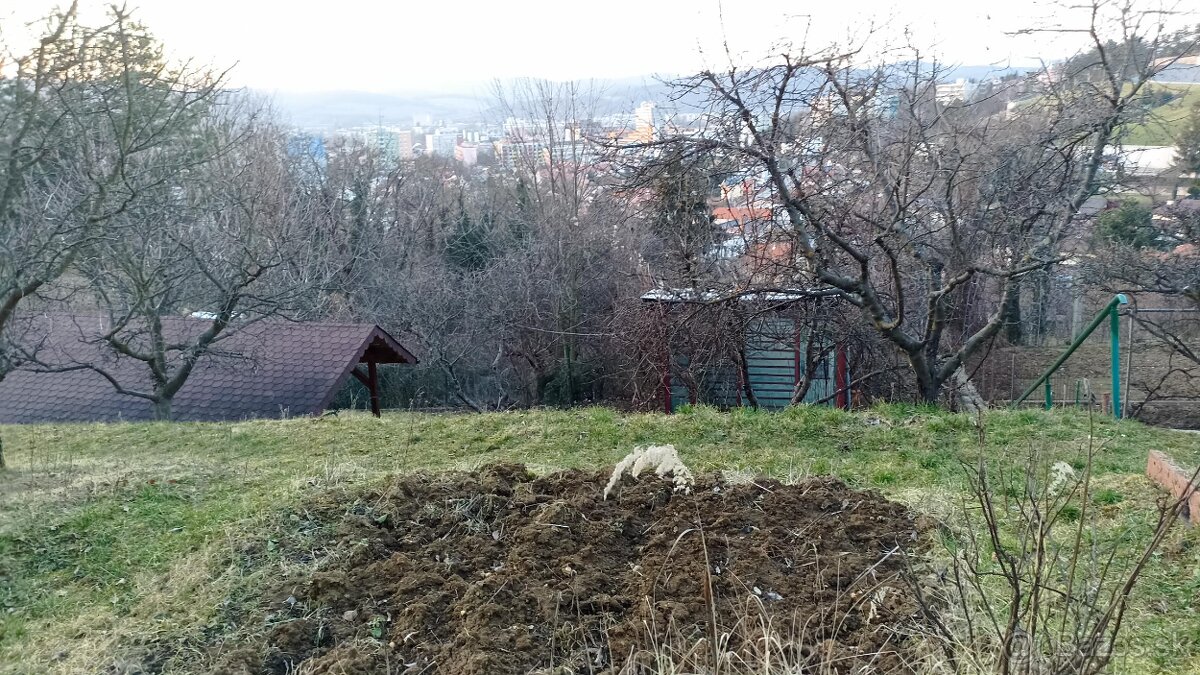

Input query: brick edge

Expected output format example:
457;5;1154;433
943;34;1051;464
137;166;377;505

1146;450;1200;526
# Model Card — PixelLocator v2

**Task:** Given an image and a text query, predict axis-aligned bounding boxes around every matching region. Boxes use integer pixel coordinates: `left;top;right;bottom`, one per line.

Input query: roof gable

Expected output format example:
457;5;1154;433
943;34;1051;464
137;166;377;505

0;316;416;423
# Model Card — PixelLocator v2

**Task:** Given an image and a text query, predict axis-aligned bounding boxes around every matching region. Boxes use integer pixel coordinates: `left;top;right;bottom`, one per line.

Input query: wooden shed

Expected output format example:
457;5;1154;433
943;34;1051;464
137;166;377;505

642;290;850;412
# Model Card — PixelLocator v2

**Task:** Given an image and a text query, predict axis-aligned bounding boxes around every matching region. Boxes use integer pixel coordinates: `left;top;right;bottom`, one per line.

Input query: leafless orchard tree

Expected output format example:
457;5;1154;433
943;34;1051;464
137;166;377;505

284;135;425;321
294;146;503;410
60;105;313;420
629;0;1191;405
0;4;226;457
0;3;225;384
271;134;519;409
485;80;647;405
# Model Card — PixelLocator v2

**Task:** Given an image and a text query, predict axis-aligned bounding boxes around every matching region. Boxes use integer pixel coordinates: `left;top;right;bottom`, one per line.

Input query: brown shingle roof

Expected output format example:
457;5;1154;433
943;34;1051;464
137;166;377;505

0;315;416;423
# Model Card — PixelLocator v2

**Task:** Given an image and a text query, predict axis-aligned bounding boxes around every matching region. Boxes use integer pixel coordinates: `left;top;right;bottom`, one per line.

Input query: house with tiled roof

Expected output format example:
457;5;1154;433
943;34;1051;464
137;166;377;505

0;316;416;423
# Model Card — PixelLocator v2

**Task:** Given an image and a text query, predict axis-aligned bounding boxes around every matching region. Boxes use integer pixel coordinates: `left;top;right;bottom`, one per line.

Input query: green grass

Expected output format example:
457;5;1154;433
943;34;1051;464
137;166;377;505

0;405;1198;673
1123;83;1200;146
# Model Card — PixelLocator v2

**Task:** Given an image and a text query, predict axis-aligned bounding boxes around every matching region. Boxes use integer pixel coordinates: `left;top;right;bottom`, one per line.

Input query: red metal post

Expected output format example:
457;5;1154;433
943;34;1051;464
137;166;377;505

835;343;849;410
660;308;673;414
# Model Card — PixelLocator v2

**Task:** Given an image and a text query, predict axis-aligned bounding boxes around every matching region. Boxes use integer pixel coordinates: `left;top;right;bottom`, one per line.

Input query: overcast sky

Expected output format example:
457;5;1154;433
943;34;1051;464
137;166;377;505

4;0;1113;93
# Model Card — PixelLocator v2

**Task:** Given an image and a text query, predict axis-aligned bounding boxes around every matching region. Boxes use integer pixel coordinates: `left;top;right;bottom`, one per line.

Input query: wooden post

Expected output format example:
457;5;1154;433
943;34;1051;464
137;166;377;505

368;360;381;417
1110;303;1122;419
793;324;803;393
660;308;672;414
835;343;849;410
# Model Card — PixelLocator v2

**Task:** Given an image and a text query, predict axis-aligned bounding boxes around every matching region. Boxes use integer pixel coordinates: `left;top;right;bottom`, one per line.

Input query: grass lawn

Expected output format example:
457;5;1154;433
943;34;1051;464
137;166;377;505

1123;83;1200;146
1;405;1198;673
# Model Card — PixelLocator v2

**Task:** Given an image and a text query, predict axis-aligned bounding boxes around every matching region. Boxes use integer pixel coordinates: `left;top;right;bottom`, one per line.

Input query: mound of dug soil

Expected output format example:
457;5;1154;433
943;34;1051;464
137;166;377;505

220;464;925;674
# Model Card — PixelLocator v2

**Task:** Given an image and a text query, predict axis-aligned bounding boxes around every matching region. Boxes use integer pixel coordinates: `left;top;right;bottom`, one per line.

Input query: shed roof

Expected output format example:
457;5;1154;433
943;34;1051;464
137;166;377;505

0;315;416;423
640;287;836;304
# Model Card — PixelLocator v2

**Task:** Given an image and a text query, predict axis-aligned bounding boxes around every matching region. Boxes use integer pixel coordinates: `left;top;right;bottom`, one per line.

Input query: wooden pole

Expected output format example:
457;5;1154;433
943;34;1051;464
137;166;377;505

1110;304;1122;420
835;344;849;410
660;307;672;414
1124;308;1134;419
368;360;381;417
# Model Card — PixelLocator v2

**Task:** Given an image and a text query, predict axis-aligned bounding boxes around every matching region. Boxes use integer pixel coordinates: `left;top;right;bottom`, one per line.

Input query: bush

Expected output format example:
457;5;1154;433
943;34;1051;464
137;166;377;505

1096;199;1161;249
910;421;1195;674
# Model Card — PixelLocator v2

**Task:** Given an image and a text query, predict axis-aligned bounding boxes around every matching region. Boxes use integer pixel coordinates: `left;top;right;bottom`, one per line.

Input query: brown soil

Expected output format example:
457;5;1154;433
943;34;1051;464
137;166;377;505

216;464;924;675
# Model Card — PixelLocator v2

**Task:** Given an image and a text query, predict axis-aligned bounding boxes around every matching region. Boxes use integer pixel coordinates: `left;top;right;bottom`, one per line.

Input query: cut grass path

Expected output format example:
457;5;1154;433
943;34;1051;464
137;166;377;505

0;405;1198;673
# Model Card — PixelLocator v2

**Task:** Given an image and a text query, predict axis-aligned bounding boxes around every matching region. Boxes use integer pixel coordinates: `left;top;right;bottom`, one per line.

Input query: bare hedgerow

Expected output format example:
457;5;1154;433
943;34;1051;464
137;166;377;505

907;414;1198;675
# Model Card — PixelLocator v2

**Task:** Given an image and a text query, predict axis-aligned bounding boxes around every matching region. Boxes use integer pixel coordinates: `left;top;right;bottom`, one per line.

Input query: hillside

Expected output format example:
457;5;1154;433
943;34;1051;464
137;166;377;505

1123;82;1200;146
1;407;1198;673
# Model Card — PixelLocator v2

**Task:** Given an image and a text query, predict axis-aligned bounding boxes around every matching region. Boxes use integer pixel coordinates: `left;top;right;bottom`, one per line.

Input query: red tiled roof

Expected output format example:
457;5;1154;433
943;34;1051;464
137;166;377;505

0;315;416;423
712;206;773;223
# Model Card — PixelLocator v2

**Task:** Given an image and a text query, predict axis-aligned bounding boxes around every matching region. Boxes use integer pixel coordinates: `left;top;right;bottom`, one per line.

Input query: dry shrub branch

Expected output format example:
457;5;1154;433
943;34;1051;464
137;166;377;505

911;416;1198;674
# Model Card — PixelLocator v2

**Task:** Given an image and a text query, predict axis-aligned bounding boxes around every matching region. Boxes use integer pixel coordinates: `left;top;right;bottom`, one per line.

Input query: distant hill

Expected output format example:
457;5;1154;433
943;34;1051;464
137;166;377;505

264;75;690;131
1123;81;1199;146
943;64;1038;81
268;90;491;130
265;65;1042;132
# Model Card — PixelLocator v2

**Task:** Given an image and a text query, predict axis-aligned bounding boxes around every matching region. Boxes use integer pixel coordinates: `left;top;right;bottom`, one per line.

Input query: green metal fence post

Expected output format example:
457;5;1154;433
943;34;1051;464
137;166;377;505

1014;294;1128;420
1045;377;1052;410
1111;301;1122;420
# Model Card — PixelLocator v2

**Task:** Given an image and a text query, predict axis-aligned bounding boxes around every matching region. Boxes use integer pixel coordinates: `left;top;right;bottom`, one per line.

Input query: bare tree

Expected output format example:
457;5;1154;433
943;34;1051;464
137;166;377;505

325;79;648;410
626;2;1190;405
62;105;310;420
0;4;225;385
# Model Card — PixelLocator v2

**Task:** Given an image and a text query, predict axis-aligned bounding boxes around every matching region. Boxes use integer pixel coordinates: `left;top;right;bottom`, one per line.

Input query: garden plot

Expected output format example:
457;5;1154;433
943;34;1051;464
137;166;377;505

215;463;923;674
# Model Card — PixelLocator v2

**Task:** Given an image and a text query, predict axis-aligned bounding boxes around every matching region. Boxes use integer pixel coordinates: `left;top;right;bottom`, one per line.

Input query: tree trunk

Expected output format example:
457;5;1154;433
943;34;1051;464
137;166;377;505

735;346;759;409
442;364;484;413
789;334;820;405
790;373;813;406
675;366;701;406
952;366;987;416
452;387;484;413
153;397;173;421
907;350;943;404
1004;277;1024;344
0;433;6;470
563;340;575;404
918;378;942;404
1031;269;1051;345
